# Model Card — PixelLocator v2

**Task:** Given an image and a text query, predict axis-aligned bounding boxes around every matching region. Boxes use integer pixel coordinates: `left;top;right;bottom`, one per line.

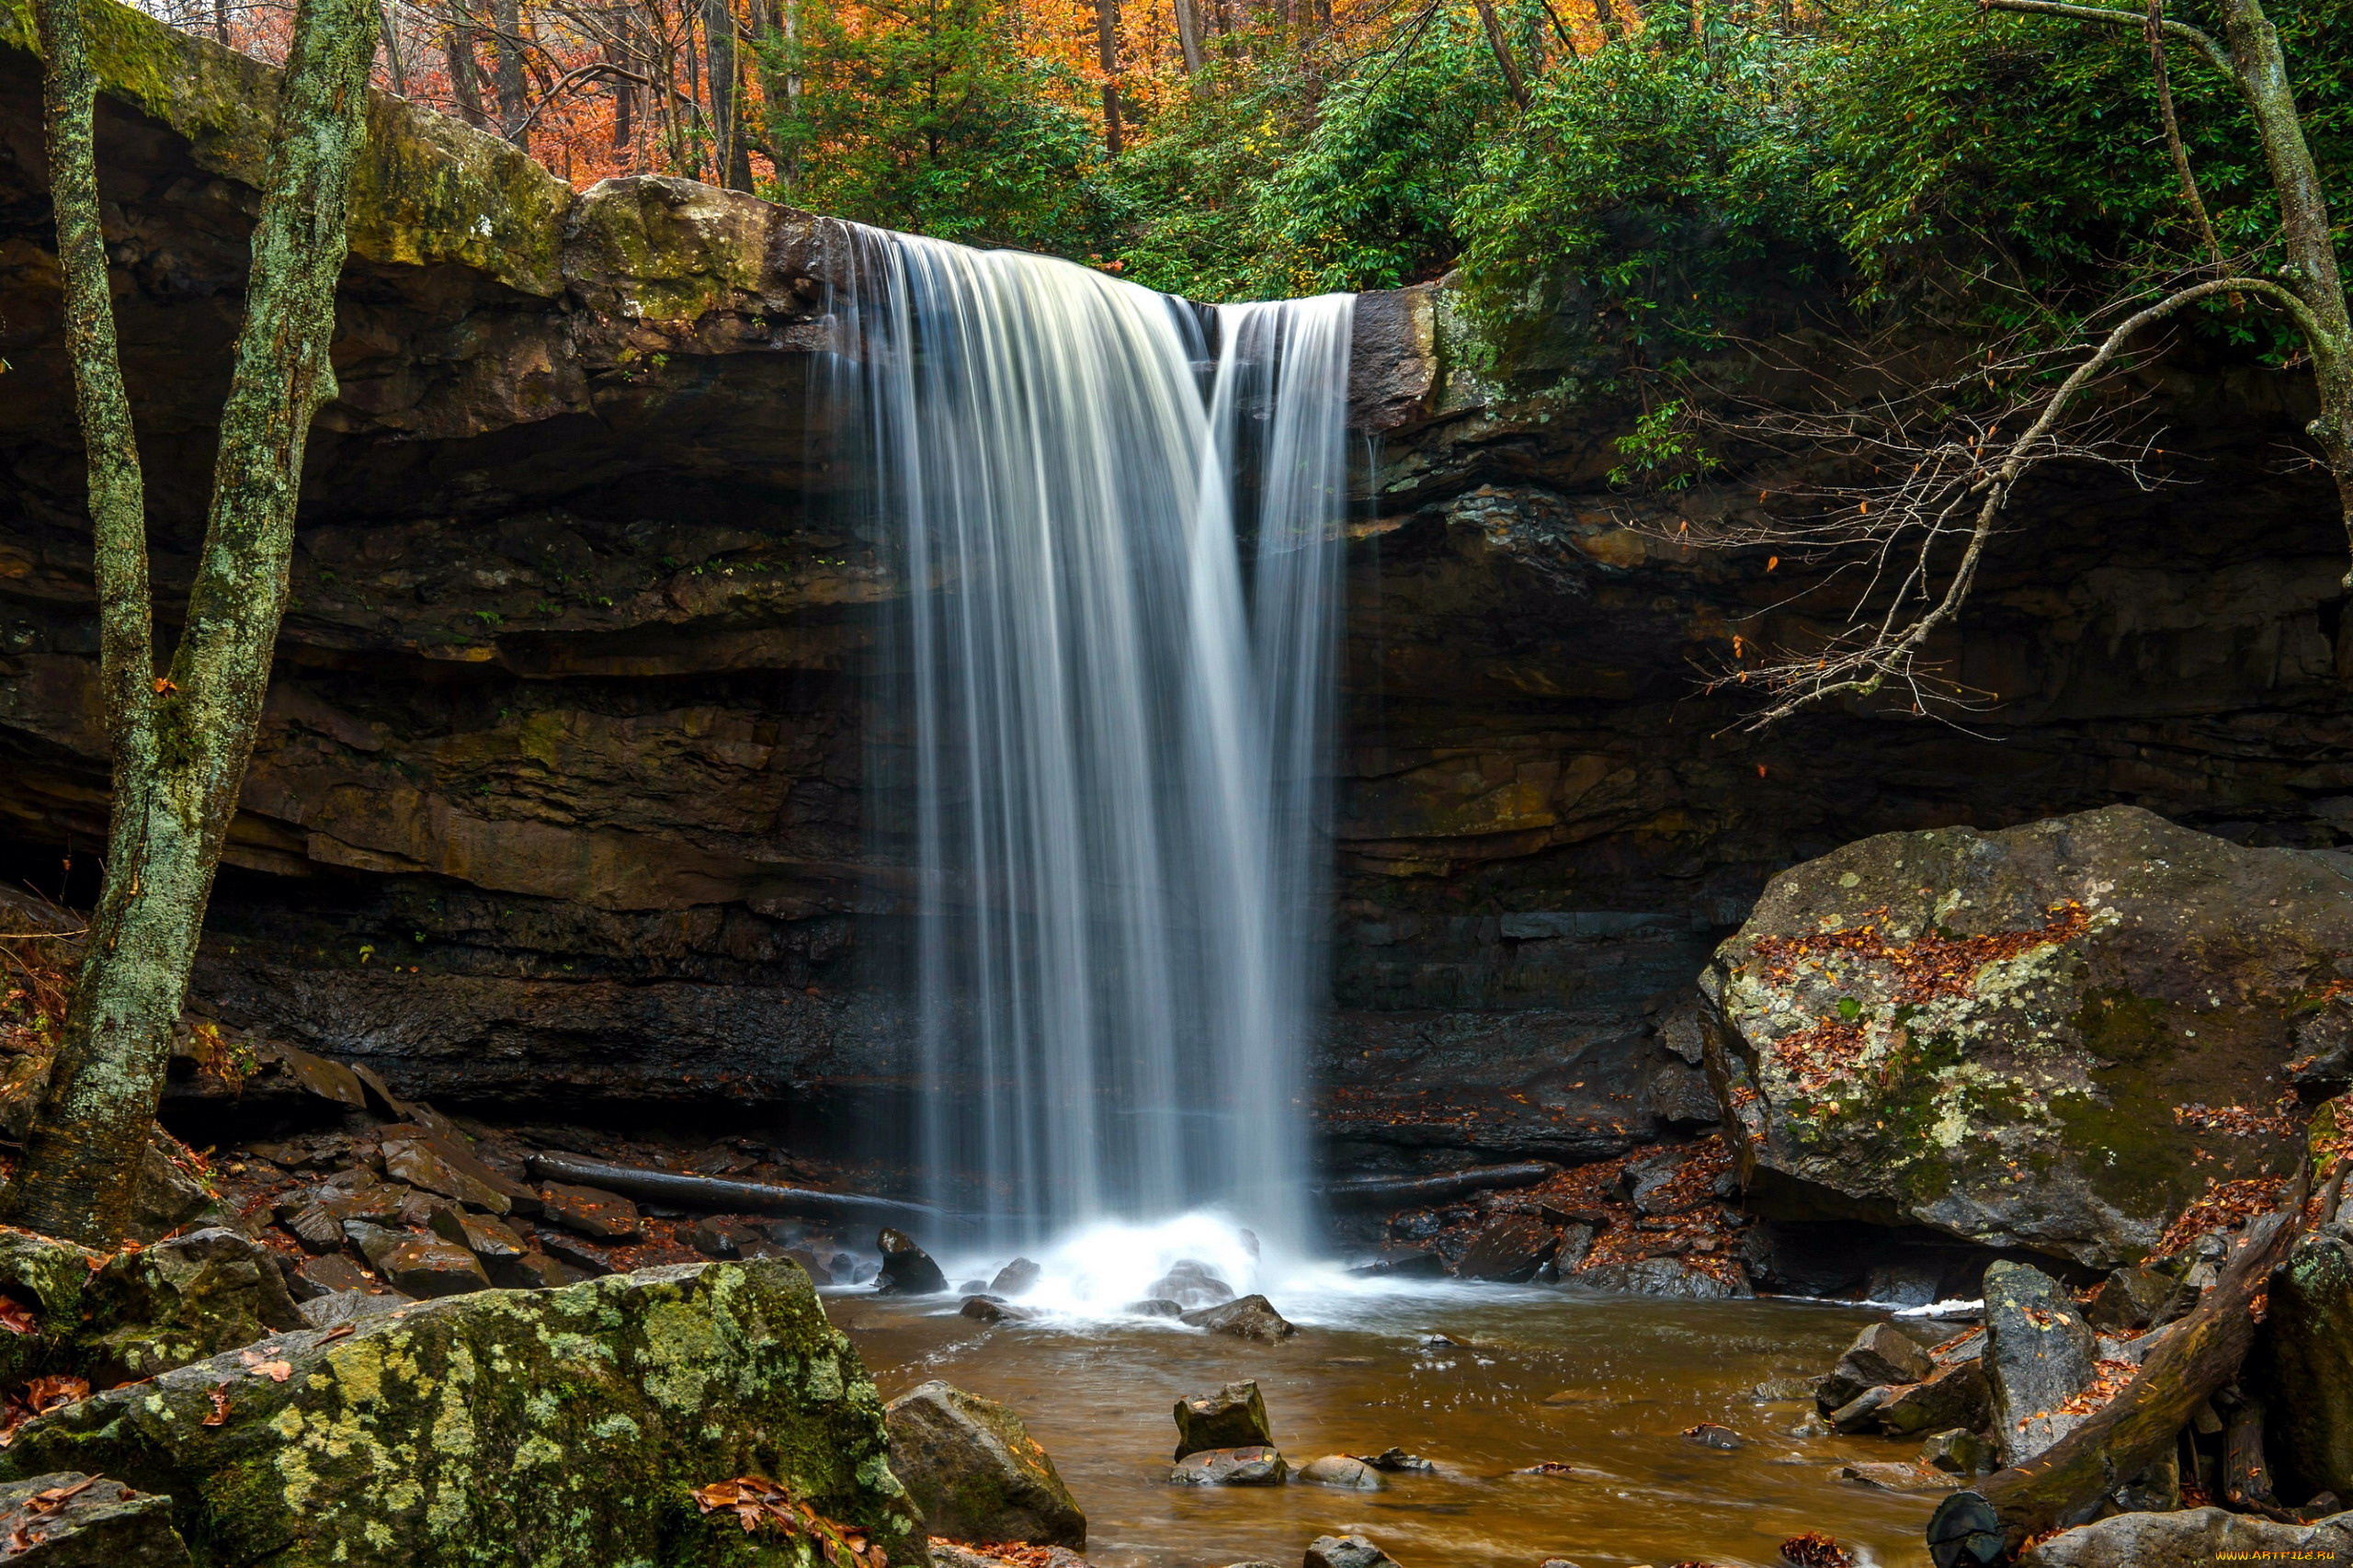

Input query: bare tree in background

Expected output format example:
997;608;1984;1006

1660;0;2350;726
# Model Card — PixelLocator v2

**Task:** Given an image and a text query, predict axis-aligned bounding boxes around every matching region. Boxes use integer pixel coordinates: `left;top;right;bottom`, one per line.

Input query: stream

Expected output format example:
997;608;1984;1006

838;1281;1941;1568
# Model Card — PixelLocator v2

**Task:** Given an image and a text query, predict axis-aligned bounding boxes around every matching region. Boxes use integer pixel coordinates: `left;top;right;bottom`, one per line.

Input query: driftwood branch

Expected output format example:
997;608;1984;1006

526;1153;939;1225
1317;1161;1558;1209
1928;1160;2336;1565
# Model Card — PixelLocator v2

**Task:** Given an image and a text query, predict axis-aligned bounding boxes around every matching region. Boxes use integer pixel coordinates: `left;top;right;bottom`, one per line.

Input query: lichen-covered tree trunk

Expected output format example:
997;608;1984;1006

2212;0;2353;579
7;0;381;1249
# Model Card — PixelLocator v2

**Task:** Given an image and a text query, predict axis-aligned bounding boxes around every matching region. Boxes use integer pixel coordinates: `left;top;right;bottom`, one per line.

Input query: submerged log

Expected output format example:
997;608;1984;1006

525;1153;938;1225
1928;1161;2338;1567
1317;1162;1559;1210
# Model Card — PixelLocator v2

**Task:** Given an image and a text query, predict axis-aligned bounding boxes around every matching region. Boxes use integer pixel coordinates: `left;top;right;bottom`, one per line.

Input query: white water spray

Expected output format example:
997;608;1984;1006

840;227;1353;1255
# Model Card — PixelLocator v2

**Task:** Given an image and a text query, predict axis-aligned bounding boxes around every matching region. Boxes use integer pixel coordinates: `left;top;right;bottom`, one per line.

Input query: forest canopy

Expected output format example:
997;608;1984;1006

137;0;2353;347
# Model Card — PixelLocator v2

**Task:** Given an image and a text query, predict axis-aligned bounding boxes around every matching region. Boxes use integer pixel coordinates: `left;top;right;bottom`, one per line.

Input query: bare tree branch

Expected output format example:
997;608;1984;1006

1979;0;2230;73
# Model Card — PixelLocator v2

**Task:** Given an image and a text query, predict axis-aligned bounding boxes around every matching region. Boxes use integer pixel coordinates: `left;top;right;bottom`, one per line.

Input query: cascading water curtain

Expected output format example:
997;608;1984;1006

836;222;1353;1251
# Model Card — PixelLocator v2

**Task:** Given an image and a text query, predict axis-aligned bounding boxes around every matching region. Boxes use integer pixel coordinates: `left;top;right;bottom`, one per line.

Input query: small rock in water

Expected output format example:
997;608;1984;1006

1839;1460;1961;1494
1296;1455;1384;1490
1827;1387;1893;1434
1919;1427;1997;1476
874;1228;949;1295
1303;1535;1402;1568
990;1257;1043;1297
1347;1249;1445;1279
1126;1298;1185;1317
1839;1323;1935;1387
1779;1530;1856;1568
955;1278;989;1294
1876;1360;1992;1437
1180;1294;1295;1341
1513;1460;1574;1477
1174;1380;1273;1459
1167;1447;1288;1486
961;1294;1040;1324
1752;1377;1814;1402
1682;1422;1743;1450
1356;1447;1435;1472
1149;1259;1236;1309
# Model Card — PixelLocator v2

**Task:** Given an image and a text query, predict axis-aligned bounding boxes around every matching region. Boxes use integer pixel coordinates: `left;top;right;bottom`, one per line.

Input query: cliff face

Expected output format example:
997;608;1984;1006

3;2;2347;1177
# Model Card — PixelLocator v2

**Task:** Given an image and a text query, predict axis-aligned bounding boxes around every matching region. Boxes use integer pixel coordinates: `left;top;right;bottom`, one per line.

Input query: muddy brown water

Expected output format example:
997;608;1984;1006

835;1285;1941;1568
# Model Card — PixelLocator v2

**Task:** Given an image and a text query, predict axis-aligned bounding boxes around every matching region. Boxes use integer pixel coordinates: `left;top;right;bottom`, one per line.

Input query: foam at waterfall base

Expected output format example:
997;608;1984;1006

881;1210;1563;1329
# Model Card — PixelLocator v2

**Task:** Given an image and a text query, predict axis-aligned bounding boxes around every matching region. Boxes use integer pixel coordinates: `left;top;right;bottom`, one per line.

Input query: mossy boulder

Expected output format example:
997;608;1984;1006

1703;805;2353;1267
0;1226;305;1388
0;1256;928;1567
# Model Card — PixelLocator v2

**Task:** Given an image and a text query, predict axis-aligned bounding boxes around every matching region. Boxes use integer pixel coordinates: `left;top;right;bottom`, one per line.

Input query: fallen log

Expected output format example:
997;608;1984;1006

525;1153;939;1226
1928;1158;2341;1567
1316;1162;1559;1210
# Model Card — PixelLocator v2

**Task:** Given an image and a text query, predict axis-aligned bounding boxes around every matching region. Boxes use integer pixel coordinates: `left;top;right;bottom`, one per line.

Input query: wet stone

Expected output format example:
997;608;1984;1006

875;1229;949;1296
491;1250;585;1290
350;1228;492;1299
1179;1294;1296;1341
1453;1215;1559;1283
1839;1461;1961;1494
1174;1380;1272;1459
429;1208;527;1263
1683;1422;1743;1450
1876;1359;1992;1437
1357;1447;1435;1471
991;1257;1043;1297
1147;1259;1234;1309
539;1181;642;1243
1297;1454;1385;1490
1303;1536;1403;1568
291;1253;380;1299
1837;1323;1934;1387
1168;1447;1288;1486
1984;1260;2099;1465
961;1295;1035;1324
1126;1298;1184;1317
1920;1428;1997;1475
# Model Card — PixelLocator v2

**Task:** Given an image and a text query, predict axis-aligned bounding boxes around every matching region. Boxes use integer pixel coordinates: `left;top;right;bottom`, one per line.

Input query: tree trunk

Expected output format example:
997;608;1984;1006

6;0;381;1251
1172;0;1203;74
705;0;751;188
445;9;487;125
1097;0;1121;154
378;0;407;94
2211;0;2353;581
490;0;527;140
1472;0;1529;105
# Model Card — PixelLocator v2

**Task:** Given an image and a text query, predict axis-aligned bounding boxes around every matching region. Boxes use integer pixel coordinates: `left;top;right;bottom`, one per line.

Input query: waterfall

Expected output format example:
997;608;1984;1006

837;226;1354;1253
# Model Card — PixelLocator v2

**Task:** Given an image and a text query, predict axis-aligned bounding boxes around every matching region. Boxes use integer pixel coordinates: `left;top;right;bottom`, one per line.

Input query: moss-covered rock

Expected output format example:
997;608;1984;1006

0;1256;927;1568
0;1471;193;1564
883;1381;1083;1549
1704;805;2353;1267
0;1225;305;1388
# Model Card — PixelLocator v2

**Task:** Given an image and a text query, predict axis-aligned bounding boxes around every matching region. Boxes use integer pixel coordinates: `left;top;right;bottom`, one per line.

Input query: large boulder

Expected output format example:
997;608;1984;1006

0;1225;307;1387
884;1381;1084;1548
1984;1261;2099;1465
2018;1506;2353;1568
0;1257;929;1568
1705;806;2347;1267
0;1471;192;1565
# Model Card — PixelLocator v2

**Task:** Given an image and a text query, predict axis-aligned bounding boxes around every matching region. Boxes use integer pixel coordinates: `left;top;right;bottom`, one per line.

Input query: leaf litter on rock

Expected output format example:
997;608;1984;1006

691;1475;886;1567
